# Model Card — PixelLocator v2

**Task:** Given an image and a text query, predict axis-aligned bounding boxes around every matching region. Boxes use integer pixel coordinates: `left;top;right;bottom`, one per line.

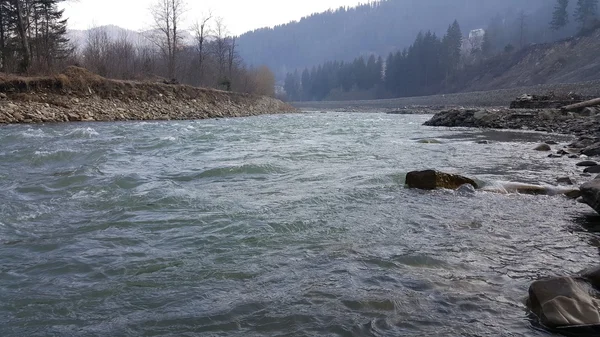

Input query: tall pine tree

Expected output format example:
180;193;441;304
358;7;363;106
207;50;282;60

441;20;462;80
551;0;570;30
575;0;599;30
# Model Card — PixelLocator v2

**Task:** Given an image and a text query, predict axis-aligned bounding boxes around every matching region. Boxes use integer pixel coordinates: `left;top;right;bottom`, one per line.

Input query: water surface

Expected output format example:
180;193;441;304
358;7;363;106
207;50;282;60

0;112;598;336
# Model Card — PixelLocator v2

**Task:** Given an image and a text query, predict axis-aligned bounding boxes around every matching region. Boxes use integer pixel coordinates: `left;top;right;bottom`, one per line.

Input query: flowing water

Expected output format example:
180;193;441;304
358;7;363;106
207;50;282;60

0;112;598;337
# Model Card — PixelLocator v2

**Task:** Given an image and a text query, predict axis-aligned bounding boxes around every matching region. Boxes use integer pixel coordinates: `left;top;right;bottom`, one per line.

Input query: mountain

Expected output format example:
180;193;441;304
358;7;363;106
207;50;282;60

236;0;552;78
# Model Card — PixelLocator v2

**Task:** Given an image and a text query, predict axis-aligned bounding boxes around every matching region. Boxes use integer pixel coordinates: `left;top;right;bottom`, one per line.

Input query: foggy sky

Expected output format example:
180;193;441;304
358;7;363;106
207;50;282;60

62;0;363;34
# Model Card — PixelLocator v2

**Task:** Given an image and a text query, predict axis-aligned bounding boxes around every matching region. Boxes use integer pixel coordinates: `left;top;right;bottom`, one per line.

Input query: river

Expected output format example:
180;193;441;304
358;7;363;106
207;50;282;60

0;112;598;336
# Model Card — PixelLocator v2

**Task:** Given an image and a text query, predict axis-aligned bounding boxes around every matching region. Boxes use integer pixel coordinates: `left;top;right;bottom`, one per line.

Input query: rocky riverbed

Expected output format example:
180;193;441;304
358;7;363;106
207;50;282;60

0;67;296;124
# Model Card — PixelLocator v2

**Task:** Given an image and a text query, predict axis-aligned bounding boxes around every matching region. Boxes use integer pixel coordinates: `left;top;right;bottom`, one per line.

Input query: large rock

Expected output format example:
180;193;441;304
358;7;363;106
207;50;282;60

581;180;600;214
405;170;477;190
535;144;552;151
582;143;600;157
577;161;599;167
528;266;600;332
585;166;600;174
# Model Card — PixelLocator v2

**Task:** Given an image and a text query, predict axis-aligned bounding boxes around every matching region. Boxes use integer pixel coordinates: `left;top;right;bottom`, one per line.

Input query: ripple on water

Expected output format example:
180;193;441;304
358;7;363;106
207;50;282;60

0;113;596;337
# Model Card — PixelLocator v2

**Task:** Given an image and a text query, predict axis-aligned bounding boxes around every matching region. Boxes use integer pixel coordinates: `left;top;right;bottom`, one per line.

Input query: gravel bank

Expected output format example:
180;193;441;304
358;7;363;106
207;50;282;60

292;80;600;111
0;67;296;124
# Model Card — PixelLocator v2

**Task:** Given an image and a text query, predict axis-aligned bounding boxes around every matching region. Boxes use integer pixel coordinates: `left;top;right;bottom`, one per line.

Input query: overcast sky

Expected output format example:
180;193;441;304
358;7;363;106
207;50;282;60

62;0;364;34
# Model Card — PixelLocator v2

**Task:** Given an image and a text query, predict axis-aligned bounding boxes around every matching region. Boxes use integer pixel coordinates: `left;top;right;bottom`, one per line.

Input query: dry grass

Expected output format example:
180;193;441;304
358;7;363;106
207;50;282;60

0;67;258;103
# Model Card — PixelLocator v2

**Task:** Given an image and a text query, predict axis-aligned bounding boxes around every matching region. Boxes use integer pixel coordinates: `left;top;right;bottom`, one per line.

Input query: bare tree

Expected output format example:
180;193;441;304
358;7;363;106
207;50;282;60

149;0;186;80
213;17;229;84
13;0;31;72
227;36;238;78
192;12;212;83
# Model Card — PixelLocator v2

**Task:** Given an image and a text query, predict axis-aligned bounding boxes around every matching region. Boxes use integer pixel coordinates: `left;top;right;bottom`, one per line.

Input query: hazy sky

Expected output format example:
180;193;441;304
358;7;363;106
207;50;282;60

62;0;364;34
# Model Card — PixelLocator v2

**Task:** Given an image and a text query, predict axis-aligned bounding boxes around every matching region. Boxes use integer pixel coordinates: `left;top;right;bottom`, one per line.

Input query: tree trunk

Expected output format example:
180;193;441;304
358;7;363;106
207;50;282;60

562;98;600;111
0;3;5;71
13;0;31;72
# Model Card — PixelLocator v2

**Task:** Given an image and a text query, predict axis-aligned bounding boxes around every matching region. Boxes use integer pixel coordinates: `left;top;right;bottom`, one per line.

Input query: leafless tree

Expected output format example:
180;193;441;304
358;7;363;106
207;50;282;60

192;12;212;83
148;0;186;80
227;36;238;78
212;16;229;82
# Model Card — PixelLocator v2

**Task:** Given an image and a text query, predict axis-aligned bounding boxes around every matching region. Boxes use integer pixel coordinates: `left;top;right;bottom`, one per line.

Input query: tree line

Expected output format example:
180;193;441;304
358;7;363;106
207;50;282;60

284;20;463;101
551;0;599;31
0;0;70;73
0;0;276;97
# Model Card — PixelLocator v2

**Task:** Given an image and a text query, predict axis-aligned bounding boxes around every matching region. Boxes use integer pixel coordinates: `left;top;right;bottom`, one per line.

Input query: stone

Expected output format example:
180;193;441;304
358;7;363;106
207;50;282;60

535;144;552;151
582;143;600;157
545;140;559;145
476;140;490;144
557;149;569;156
405;170;478;190
528;266;600;330
581;180;600;214
585;166;600;174
417;139;442;144
548;154;563;158
557;177;575;185
570;154;582;159
578;161;599;167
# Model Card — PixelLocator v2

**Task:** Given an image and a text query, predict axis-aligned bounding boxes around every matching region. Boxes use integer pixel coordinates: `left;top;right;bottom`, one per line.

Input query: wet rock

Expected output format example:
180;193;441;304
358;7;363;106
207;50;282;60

405;170;478;190
584;166;600;174
578;161;599;167
570;154;582;159
581;180;600;214
535;144;552;151
548;154;563;158
557;177;575;185
417;139;442;144
476;140;490;144
527;266;600;330
570;137;598;149
582;143;600;157
545;140;559;145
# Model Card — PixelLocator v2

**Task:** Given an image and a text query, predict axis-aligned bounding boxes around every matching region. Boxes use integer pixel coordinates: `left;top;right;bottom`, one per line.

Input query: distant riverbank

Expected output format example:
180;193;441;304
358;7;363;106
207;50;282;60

292;80;600;112
0;67;296;124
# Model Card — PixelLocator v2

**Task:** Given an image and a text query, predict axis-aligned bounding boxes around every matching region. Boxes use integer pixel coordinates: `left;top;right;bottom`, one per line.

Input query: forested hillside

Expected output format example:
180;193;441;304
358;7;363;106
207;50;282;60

282;0;600;101
238;0;557;79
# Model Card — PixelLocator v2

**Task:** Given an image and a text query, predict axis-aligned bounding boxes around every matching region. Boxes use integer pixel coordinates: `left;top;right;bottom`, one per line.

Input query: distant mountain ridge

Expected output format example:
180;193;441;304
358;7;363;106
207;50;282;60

236;0;549;78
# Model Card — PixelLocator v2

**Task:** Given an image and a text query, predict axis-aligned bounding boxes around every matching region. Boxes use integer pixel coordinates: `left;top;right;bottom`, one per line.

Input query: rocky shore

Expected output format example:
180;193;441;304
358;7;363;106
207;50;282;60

0;67;296;124
424;107;600;136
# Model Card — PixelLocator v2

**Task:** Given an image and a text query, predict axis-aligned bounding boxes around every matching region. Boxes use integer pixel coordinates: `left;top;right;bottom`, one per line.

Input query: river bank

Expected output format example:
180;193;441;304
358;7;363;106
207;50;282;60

0;67;296;124
292;80;600;111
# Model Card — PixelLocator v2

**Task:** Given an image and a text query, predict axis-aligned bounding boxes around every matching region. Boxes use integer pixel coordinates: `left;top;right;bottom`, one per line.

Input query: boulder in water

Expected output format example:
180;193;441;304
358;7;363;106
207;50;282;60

417;139;442;144
535;144;552;151
581;180;600;214
578;161;599;167
582;143;600;157
585;166;600;174
528;266;600;332
405;170;477;190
